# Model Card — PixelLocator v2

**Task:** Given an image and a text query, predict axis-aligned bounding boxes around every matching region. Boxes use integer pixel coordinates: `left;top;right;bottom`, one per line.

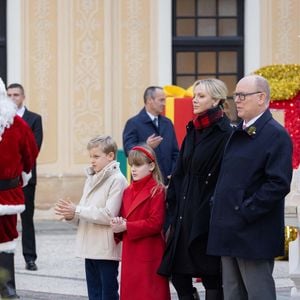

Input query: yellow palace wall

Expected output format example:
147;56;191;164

261;0;300;65
15;0;300;213
19;0;158;211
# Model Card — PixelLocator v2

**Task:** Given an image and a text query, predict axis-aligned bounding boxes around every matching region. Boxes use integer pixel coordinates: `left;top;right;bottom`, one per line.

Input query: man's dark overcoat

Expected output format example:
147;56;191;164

158;116;232;276
22;108;43;185
123;108;179;183
207;110;293;259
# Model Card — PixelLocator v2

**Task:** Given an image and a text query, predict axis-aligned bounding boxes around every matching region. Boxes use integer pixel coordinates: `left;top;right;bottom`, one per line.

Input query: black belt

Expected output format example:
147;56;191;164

0;177;20;190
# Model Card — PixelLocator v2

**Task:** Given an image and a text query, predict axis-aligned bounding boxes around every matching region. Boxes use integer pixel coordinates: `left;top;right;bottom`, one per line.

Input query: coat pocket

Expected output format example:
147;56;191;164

214;188;246;229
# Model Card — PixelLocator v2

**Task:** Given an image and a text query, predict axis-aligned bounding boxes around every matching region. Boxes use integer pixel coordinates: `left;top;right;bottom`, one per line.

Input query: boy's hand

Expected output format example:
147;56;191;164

54;198;76;220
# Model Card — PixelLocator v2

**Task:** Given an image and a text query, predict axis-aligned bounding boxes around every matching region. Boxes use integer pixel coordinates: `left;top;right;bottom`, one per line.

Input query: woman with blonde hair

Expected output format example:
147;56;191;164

158;78;233;299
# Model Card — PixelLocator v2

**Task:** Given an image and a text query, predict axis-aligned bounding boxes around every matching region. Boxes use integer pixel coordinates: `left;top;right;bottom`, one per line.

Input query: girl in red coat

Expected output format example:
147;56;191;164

111;144;170;300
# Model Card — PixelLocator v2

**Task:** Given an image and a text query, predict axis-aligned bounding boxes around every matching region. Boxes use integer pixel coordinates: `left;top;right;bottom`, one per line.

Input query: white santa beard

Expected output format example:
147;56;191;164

0;97;17;138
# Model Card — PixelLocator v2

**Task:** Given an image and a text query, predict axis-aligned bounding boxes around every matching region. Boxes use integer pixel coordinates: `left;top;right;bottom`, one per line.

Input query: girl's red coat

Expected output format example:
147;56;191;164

119;175;170;300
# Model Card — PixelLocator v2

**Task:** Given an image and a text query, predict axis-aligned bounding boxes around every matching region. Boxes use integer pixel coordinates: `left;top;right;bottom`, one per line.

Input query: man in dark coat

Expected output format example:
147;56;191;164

123;86;179;184
207;75;293;300
7;83;43;271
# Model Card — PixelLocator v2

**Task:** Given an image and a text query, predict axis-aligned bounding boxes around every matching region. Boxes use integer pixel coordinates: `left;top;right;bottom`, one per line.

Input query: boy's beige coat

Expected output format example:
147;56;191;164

70;161;128;260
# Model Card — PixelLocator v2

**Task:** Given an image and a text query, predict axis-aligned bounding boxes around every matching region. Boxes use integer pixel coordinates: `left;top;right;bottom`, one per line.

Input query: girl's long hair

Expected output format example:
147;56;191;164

128;143;165;195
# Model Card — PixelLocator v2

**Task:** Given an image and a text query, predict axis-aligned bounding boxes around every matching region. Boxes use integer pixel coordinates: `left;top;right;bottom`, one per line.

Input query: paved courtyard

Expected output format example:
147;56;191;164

13;214;299;299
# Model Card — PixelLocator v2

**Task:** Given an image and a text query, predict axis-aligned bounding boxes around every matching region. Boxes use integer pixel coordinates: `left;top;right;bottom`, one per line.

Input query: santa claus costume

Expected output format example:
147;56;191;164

0;78;38;299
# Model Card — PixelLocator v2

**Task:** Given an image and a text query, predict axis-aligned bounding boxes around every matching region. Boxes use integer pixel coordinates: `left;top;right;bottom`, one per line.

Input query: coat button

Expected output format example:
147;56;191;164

205;181;208;184
208;173;211;177
234;205;239;211
179;216;182;220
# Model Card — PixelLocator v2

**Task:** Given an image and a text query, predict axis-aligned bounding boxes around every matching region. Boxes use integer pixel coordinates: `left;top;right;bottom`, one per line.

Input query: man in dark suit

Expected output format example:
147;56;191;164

207;75;293;300
7;83;43;271
123;86;179;184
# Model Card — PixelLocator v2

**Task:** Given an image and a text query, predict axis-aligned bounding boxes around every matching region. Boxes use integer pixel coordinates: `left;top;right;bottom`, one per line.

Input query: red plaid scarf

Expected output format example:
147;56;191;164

193;106;224;130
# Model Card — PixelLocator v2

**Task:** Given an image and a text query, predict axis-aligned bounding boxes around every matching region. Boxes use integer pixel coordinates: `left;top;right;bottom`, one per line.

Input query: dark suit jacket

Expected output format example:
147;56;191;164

123;108;179;183
22;108;43;185
207;109;293;259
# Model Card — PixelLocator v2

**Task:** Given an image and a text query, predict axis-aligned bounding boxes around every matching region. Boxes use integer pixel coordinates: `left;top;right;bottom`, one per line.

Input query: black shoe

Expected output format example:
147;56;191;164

1;293;20;299
25;261;37;271
193;287;200;300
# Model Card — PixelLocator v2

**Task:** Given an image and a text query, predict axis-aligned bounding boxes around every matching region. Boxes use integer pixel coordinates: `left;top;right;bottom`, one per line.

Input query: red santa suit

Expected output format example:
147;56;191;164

0;94;38;252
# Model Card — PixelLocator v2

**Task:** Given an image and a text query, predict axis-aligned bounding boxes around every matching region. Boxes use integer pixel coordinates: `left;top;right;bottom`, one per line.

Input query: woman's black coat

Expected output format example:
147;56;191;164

158;116;232;277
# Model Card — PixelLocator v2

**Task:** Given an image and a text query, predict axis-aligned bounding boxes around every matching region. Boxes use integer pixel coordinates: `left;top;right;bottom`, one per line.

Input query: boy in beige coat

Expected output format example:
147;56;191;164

55;135;128;300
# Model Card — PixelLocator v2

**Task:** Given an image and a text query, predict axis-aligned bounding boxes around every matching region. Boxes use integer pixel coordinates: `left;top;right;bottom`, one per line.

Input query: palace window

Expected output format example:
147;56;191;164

172;0;244;121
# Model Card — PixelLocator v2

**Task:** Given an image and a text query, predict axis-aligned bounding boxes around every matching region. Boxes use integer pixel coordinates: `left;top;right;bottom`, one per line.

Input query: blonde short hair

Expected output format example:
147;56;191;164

87;135;118;158
193;78;228;105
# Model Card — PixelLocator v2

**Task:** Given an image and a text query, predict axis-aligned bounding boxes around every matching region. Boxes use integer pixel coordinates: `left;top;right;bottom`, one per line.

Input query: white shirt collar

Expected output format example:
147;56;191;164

146;111;158;121
243;111;264;128
16;105;25;117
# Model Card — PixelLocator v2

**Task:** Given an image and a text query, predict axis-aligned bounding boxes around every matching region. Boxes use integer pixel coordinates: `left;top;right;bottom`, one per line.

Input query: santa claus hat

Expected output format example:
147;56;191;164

0;78;17;138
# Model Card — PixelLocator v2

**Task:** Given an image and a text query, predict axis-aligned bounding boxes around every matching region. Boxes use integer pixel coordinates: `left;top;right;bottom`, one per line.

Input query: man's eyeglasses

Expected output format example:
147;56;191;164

233;91;262;101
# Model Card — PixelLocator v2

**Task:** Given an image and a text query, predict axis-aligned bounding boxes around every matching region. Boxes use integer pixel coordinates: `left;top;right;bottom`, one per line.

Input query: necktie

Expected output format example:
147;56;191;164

153;117;158;127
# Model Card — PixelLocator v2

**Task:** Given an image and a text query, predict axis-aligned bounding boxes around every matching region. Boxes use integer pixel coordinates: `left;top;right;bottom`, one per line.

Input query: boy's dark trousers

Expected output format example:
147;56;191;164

85;259;119;300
